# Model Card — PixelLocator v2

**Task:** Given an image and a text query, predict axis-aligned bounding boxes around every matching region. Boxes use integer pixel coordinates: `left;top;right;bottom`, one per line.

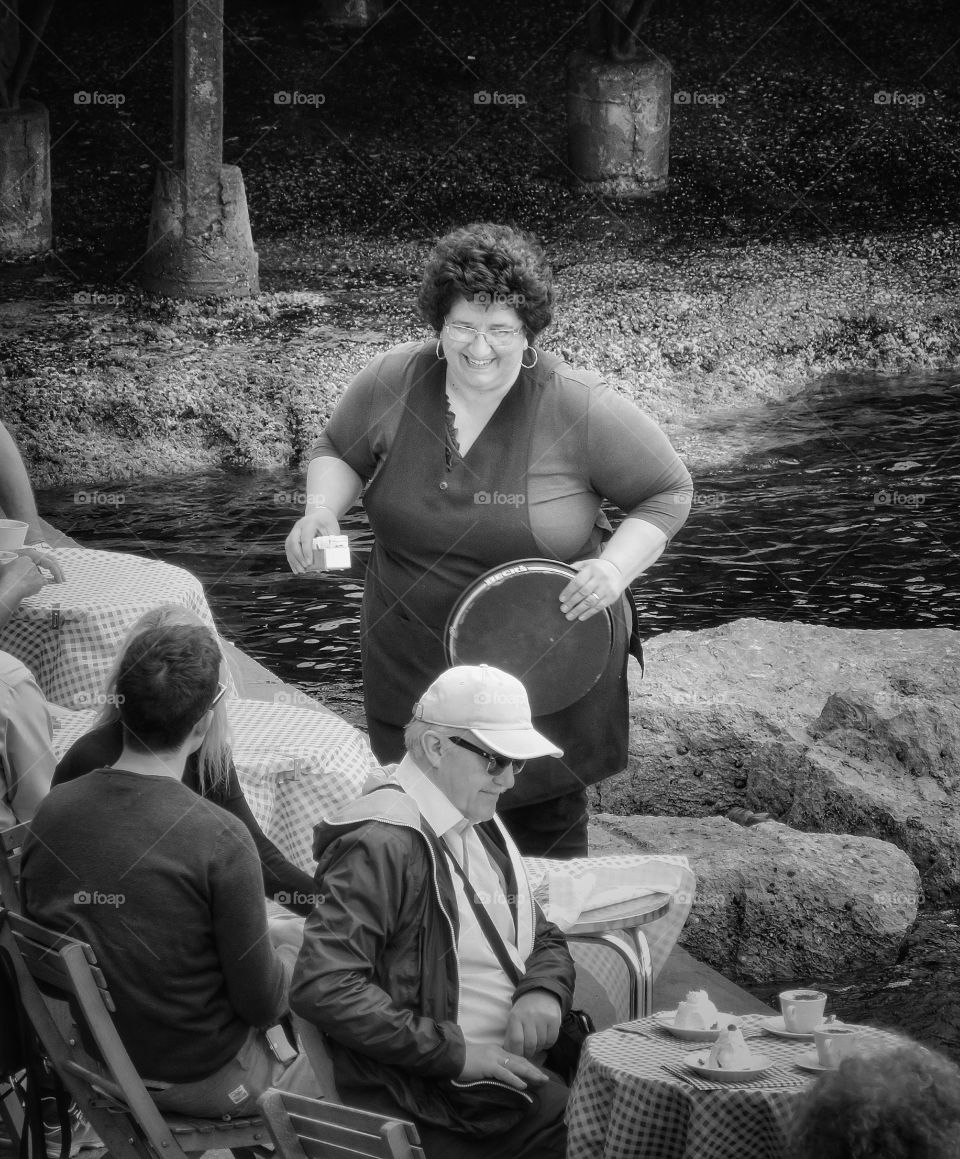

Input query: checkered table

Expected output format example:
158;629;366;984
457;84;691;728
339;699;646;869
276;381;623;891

0;548;223;710
566;1014;903;1159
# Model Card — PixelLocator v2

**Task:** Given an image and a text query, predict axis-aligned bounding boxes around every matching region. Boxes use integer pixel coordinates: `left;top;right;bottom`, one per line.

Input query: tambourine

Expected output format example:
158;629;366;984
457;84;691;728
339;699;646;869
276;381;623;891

445;559;614;716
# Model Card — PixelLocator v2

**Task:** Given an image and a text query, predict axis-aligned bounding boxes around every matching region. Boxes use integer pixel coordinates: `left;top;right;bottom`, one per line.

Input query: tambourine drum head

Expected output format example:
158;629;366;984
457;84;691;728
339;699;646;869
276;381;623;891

445;559;614;717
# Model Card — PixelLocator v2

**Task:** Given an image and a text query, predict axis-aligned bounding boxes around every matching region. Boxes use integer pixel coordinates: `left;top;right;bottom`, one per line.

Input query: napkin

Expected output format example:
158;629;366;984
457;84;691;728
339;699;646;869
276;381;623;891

540;870;597;931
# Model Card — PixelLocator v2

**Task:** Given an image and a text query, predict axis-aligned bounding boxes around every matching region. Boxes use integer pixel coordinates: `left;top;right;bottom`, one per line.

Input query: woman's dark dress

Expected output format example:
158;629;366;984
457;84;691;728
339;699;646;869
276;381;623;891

309;342;693;854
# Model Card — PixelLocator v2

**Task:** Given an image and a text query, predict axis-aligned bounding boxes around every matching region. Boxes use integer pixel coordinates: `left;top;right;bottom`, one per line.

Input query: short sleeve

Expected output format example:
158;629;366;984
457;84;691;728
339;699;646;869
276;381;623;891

587;387;693;539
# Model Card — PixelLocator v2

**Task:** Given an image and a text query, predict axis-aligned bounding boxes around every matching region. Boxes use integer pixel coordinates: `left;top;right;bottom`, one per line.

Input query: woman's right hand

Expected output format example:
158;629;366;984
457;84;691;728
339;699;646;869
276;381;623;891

285;509;341;574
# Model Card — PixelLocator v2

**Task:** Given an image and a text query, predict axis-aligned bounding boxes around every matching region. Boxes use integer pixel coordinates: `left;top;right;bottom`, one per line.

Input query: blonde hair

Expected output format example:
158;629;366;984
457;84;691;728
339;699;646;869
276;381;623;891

97;604;232;795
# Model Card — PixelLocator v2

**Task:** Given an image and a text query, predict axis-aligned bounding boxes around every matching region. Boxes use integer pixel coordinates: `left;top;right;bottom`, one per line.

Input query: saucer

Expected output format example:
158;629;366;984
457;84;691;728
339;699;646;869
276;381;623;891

684;1050;771;1082
758;1015;822;1041
796;1049;835;1073
656;1012;740;1043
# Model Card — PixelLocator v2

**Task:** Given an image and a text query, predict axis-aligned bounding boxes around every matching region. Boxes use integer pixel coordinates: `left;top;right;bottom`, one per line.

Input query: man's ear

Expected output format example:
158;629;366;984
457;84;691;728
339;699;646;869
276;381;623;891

422;728;446;769
185;710;213;754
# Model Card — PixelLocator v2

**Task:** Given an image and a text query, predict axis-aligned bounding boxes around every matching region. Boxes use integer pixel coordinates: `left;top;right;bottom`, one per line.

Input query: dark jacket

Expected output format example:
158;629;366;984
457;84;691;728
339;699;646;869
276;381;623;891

290;785;575;1131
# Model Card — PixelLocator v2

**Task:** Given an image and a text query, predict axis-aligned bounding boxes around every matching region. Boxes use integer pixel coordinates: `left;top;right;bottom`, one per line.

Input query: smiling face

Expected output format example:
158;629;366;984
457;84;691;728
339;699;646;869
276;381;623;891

440;295;527;396
428;729;517;823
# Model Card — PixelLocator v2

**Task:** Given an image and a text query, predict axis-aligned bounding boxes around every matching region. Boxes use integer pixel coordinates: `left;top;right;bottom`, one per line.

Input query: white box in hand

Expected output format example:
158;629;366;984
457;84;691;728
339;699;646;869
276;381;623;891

312;534;351;570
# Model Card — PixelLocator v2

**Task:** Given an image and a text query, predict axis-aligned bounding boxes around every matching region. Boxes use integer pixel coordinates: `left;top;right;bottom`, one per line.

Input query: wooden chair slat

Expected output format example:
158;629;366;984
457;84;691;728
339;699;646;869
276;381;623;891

259;1088;425;1159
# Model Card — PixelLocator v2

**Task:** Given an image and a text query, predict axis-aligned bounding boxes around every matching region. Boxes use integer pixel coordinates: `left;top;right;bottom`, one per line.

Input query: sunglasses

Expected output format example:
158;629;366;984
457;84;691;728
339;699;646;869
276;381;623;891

447;735;525;777
209;681;227;709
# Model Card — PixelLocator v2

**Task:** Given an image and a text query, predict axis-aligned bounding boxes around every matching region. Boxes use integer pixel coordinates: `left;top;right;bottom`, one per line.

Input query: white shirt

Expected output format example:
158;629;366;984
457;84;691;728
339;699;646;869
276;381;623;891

392;756;522;1045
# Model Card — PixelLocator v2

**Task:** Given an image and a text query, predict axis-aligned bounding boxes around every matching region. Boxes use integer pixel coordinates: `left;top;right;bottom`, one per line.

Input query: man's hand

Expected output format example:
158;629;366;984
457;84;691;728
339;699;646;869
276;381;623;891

458;1042;549;1091
503;990;562;1058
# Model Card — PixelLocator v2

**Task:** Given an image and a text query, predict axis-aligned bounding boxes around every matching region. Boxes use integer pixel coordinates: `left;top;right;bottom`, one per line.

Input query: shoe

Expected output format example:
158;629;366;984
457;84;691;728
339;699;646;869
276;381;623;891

43;1102;103;1158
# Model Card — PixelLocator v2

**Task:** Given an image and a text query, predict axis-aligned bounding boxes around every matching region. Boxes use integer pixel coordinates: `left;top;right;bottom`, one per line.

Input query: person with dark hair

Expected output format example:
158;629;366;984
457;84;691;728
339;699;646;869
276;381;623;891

20;623;322;1117
53;604;317;916
285;221;693;857
791;1038;960;1159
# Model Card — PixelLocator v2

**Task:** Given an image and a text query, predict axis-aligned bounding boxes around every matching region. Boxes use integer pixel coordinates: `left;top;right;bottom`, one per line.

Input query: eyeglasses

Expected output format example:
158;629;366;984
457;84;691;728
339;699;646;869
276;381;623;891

209;681;227;709
443;321;524;348
447;734;524;776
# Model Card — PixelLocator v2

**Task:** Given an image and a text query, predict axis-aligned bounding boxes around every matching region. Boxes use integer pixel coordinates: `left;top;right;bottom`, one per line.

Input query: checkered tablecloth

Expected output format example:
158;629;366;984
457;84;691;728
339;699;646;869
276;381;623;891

0;548;223;709
224;697;380;873
566;1014;903;1159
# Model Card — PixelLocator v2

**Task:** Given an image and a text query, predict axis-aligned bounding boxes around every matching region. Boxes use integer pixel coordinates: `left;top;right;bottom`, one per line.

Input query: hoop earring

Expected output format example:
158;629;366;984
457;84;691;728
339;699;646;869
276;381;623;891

521;346;538;369
436;339;445;361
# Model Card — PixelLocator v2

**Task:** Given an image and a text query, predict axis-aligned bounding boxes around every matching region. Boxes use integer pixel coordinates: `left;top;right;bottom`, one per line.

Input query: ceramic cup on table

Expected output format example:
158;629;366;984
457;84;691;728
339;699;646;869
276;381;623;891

814;1025;866;1068
0;521;27;550
779;989;828;1033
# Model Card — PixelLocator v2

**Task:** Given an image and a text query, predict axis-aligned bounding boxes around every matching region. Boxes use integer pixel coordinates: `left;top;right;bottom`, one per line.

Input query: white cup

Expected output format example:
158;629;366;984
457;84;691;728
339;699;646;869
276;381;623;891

814;1025;865;1068
0;520;27;549
779;989;828;1033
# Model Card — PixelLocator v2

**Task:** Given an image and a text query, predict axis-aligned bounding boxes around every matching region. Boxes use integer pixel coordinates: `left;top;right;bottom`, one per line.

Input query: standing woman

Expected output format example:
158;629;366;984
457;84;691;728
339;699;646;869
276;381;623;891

286;223;692;857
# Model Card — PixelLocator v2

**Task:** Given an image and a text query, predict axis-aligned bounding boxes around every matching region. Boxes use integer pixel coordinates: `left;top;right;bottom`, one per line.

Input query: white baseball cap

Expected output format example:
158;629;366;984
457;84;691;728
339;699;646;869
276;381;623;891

413;665;563;761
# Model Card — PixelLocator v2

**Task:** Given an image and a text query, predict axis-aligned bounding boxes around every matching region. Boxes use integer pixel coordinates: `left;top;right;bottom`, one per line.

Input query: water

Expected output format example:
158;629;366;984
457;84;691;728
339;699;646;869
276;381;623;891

34;370;960;1056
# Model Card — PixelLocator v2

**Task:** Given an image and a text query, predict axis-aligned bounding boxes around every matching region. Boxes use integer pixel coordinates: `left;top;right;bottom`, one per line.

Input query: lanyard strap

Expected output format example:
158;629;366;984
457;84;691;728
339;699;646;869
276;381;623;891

441;842;524;988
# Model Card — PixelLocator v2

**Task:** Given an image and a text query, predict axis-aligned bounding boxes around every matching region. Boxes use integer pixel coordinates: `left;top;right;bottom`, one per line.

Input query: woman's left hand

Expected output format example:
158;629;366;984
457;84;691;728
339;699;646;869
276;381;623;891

559;558;625;621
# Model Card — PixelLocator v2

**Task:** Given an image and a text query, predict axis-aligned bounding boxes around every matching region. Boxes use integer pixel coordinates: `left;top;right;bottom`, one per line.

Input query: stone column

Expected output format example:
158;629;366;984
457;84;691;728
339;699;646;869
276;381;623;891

141;0;259;298
0;99;52;256
566;48;671;199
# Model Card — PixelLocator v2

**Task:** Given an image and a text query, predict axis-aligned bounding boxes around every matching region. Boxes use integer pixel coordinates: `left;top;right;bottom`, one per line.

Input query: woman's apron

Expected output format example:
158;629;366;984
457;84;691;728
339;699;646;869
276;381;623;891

361;346;634;808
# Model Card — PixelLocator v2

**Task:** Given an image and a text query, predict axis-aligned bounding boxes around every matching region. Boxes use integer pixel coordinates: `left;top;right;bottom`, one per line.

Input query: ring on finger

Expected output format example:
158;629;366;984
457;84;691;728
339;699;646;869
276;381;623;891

588;592;600;603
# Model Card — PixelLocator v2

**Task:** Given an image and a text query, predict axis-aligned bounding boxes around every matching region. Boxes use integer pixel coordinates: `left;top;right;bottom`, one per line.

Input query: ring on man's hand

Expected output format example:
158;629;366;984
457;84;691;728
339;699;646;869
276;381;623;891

588;593;600;603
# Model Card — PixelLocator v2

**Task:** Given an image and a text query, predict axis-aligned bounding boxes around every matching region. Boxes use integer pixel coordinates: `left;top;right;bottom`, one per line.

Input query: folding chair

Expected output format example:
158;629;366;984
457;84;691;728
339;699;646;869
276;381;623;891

0;907;270;1159
0;823;29;1152
258;1088;425;1159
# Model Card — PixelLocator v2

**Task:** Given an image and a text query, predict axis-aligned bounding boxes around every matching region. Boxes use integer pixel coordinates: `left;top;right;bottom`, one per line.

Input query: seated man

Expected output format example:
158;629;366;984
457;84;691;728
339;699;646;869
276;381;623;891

20;623;321;1116
0;554;59;829
291;664;575;1159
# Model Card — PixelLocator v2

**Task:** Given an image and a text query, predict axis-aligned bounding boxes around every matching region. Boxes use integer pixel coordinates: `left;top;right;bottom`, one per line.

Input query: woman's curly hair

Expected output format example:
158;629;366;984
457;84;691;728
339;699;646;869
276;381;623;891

418;222;554;340
790;1040;960;1159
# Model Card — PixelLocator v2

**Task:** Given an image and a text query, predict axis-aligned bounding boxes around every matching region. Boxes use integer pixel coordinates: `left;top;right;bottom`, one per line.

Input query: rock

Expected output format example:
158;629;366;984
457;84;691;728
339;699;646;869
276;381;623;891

593;618;960;902
589;814;920;983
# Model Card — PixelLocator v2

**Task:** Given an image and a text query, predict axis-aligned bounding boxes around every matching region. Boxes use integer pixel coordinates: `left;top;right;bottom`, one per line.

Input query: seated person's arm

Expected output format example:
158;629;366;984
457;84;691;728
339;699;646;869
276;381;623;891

0;424;45;545
0;557;47;630
290;830;465;1078
504;903;576;1058
214;766;317;913
3;664;55;822
211;824;287;1027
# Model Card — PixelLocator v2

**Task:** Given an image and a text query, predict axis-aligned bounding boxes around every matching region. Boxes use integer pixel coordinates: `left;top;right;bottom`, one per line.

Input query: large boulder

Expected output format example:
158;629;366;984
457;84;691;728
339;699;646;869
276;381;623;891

592;618;960;902
589;814;920;983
